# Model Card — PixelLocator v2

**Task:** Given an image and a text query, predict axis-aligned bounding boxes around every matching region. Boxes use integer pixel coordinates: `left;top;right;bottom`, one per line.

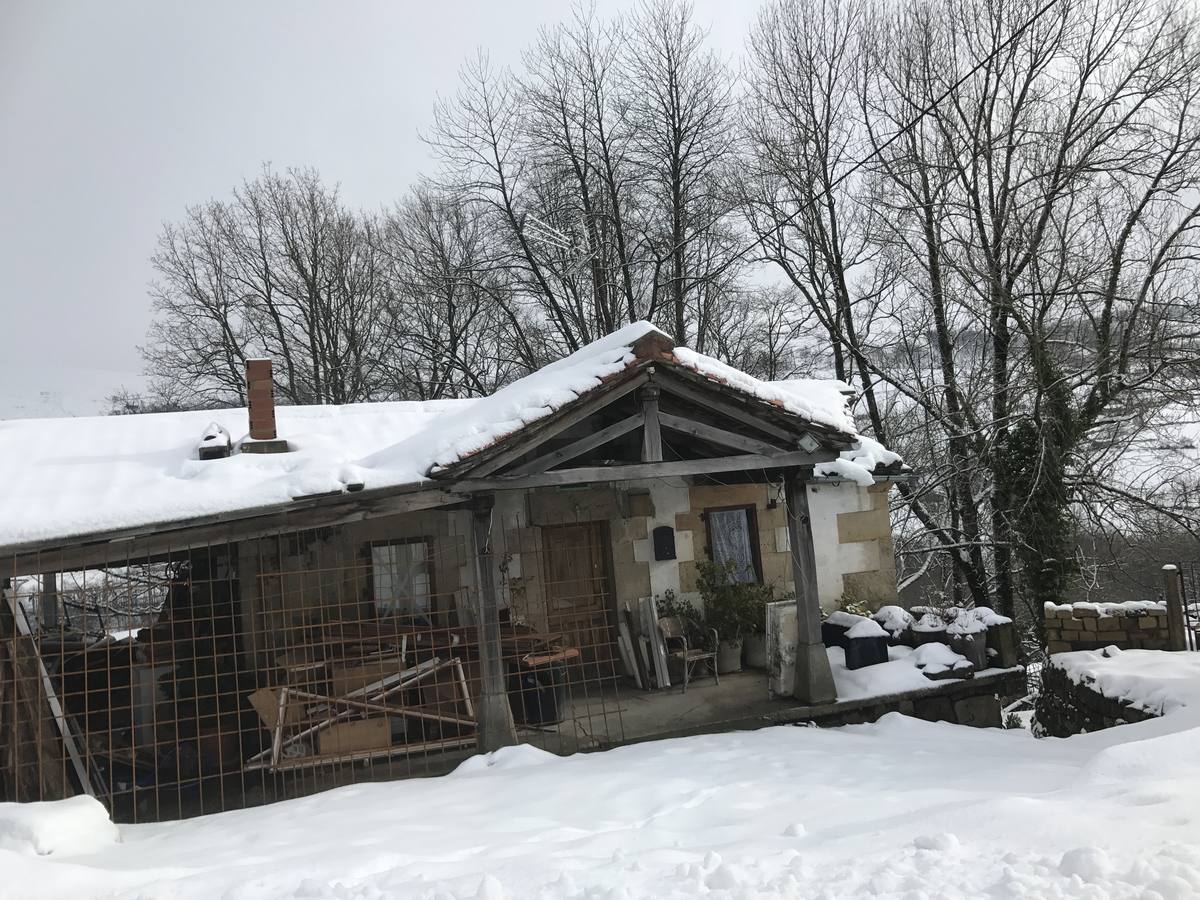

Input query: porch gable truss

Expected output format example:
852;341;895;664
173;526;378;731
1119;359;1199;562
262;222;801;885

435;365;852;492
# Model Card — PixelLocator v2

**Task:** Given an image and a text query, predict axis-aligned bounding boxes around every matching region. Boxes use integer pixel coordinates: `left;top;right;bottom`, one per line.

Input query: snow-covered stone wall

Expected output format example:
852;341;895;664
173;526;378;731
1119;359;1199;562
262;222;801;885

1035;656;1160;737
1033;645;1200;737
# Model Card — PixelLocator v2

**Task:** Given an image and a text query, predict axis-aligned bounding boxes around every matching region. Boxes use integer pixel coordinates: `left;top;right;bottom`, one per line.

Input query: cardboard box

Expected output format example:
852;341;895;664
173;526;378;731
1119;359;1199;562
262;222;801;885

318;718;392;756
330;654;407;697
249;687;304;731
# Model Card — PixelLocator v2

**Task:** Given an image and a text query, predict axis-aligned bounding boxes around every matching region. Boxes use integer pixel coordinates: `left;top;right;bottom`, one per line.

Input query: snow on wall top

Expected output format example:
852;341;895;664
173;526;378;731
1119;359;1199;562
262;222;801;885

0;322;895;549
1045;600;1168;618
1052;646;1200;717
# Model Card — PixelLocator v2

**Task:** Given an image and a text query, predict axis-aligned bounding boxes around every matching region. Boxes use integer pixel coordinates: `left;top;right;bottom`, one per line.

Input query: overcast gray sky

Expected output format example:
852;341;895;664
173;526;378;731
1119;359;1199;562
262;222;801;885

0;0;749;417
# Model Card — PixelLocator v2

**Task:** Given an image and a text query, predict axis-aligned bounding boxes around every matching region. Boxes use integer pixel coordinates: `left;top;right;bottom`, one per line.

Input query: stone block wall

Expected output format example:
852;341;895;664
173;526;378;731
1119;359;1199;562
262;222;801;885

1034;660;1158;738
1043;601;1170;654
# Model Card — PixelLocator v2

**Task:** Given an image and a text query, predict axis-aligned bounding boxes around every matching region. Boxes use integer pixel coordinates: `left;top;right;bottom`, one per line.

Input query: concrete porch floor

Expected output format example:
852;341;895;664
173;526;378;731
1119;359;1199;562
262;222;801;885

524;664;1026;756
516;670;775;755
614;670;777;742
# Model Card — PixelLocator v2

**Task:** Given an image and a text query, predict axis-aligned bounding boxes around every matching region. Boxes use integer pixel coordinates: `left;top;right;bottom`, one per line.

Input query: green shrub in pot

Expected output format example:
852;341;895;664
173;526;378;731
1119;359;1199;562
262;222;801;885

696;562;773;672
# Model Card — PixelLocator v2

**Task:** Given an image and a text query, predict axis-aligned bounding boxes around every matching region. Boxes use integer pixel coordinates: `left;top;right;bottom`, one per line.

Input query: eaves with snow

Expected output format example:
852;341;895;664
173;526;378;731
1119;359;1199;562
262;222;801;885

0;323;903;551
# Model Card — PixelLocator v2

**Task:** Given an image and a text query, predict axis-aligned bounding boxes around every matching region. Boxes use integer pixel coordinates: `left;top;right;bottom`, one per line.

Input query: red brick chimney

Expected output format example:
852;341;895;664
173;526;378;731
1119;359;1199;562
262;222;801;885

246;359;276;439
243;359;289;453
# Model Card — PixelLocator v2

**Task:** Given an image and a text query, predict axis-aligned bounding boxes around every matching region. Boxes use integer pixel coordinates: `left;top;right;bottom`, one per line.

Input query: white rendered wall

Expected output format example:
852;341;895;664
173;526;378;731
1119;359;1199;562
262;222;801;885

626;479;695;603
805;482;880;612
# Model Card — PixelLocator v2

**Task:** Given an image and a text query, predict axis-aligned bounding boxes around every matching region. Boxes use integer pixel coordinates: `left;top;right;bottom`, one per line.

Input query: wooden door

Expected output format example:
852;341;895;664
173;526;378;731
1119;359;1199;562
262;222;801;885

541;522;616;674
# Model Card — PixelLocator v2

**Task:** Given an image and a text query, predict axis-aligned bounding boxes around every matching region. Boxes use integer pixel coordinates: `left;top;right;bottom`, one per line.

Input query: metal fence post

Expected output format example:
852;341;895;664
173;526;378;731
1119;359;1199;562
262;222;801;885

1162;564;1187;651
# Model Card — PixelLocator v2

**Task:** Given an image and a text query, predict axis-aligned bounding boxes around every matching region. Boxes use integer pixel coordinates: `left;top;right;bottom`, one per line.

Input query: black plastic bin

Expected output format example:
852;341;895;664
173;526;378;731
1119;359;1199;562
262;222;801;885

821;621;851;649
844;635;890;670
507;653;571;726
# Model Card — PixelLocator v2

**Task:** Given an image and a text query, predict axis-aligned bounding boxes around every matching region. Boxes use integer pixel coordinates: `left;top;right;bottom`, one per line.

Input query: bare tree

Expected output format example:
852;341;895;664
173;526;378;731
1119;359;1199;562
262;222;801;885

425;1;746;355
745;0;1200;621
743;0;993;607
375;186;515;399
427;51;578;364
144;167;392;406
137;0;1200;633
625;0;741;349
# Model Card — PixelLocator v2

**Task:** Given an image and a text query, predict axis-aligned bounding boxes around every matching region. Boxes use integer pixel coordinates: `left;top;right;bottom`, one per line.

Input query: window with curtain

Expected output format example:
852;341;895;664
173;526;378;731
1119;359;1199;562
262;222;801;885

371;541;432;617
706;507;760;583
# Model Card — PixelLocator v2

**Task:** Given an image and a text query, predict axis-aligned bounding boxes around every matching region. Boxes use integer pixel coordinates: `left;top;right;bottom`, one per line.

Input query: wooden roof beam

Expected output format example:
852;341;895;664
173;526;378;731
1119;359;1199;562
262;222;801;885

657;411;789;457
450;448;838;494
446;372;649;479
655;375;835;447
507;413;644;476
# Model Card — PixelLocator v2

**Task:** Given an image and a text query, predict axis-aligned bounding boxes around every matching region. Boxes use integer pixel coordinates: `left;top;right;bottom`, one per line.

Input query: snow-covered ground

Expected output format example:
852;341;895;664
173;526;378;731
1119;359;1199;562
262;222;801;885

6;687;1200;899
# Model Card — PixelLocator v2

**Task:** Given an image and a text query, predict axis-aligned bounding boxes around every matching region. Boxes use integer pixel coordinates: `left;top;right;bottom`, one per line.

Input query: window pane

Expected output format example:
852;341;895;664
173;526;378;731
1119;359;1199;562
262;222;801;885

371;542;431;616
708;509;757;583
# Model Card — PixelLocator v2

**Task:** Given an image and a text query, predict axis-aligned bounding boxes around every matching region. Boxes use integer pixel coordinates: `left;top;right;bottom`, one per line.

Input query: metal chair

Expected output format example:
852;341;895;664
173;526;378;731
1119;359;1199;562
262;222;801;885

658;616;719;692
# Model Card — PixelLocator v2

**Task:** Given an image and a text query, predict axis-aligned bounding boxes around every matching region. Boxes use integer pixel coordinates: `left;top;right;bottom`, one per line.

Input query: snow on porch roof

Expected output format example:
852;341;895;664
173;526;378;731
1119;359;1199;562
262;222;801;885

0;322;895;551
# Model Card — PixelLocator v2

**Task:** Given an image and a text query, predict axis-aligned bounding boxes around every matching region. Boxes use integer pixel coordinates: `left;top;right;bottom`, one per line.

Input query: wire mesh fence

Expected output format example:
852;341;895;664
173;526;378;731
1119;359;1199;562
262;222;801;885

1;485;789;822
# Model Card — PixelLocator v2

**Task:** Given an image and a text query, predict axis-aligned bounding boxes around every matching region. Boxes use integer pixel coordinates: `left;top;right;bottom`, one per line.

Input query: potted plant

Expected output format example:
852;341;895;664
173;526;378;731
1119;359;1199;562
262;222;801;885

741;582;775;669
696;562;768;673
743;620;769;669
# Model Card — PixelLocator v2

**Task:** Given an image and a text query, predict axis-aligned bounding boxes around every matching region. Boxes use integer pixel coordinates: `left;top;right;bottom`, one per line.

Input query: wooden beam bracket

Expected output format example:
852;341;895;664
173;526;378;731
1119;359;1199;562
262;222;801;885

657;411;788;457
507;413;644;476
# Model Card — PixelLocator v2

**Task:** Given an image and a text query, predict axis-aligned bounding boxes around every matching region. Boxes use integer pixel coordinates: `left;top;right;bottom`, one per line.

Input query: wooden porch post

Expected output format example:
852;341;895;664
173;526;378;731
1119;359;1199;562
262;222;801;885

470;496;517;752
640;384;662;463
1162;564;1188;651
785;472;837;704
39;572;58;631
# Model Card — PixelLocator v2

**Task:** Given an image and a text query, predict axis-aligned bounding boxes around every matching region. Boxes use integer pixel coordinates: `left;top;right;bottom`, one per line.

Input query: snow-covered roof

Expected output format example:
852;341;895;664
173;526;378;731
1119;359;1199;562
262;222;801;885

0;322;899;550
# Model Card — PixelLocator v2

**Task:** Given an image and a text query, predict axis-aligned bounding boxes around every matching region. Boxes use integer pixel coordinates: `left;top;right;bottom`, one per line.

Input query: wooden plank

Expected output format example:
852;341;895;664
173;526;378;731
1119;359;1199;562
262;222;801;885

452;449;835;494
269;686;289;767
639;596;670;689
507;413;643;476
10;600;93;797
462;372;649;478
616;617;643;689
454;659;475;719
287;689;476;728
641;385;662;463
657;411;788;456
638;635;654;687
471;499;517;752
0;617;72;802
247;657;446;764
244;735;478;772
330;654;407;698
2;487;461;573
651;601;671;689
623;607;652;689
